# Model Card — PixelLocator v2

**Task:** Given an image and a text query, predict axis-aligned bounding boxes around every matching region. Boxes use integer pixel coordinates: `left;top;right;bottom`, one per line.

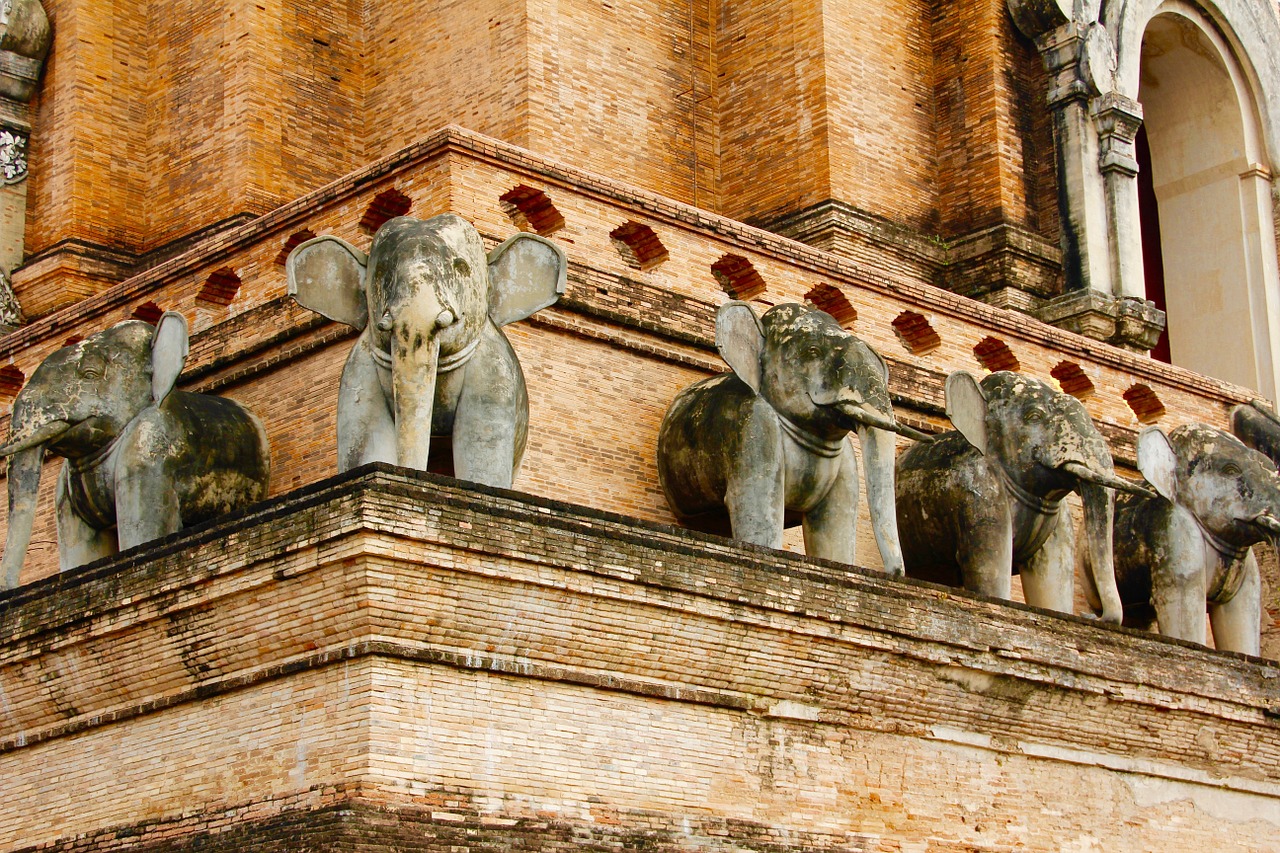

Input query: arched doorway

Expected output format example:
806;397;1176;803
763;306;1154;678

1137;6;1280;397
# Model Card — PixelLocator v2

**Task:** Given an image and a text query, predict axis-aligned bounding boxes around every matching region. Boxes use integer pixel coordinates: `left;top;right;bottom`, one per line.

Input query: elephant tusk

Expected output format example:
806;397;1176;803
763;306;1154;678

1253;513;1280;536
0;419;71;457
1060;460;1159;499
833;401;931;442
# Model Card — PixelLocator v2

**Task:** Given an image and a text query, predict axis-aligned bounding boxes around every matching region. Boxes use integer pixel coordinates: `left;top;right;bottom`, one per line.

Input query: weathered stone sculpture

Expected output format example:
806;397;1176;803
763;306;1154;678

287;214;566;487
895;371;1148;622
0;312;270;589
1230;399;1280;467
1113;424;1280;655
656;301;929;574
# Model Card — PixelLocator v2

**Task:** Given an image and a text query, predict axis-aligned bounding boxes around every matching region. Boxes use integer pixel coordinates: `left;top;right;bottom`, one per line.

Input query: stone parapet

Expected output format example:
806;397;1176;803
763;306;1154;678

0;466;1277;850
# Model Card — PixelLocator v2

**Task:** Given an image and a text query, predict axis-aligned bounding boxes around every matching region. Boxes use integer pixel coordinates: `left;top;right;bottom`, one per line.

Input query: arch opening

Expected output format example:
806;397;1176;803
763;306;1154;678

1137;9;1280;397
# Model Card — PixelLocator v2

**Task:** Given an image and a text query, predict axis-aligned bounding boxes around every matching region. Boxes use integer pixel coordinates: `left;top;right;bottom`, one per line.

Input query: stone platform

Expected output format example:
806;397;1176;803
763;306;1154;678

1;466;1278;850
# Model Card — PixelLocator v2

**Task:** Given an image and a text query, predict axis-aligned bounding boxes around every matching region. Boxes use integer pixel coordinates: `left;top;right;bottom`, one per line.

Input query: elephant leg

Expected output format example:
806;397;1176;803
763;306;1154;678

451;327;526;489
336;338;397;471
1018;502;1076;614
725;408;786;550
956;508;1014;600
115;465;182;551
1151;509;1209;645
1209;551;1261;655
802;446;857;564
55;466;115;572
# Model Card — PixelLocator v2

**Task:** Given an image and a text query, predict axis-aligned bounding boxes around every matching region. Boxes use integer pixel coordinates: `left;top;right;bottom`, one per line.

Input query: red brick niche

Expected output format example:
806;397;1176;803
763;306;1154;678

973;336;1021;372
1124;383;1166;424
499;185;565;236
609;220;669;270
0;364;22;401
891;310;941;355
711;254;767;300
359;188;413;233
196;268;242;308
805;284;857;327
274;230;317;266
1051;361;1096;399
130;301;165;324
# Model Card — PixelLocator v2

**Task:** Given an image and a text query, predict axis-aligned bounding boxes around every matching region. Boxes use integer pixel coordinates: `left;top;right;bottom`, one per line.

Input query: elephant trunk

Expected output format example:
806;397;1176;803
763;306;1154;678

1;445;45;590
391;334;441;471
1253;511;1280;550
1079;480;1122;624
856;424;905;578
389;291;461;470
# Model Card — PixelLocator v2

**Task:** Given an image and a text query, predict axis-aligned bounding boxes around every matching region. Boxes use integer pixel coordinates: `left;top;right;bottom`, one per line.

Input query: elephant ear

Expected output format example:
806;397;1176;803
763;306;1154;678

945;371;989;455
715;300;764;394
286;236;370;331
487;233;567;327
151;311;190;405
1136;426;1178;501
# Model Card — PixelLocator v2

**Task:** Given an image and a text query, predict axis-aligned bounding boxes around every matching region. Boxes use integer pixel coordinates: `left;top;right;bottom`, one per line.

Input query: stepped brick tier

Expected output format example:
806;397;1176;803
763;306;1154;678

0;466;1277;851
0;130;1257;584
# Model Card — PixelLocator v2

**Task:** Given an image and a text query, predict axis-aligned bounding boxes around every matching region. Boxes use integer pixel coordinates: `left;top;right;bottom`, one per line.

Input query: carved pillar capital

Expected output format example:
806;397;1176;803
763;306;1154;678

1093;92;1143;177
1005;0;1071;41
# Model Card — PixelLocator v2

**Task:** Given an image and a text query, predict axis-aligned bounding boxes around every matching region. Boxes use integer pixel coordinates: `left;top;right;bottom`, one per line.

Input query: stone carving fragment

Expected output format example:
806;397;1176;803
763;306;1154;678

657;301;929;574
0;312;270;589
1114;424;1280;655
895;370;1150;621
287;214;566;487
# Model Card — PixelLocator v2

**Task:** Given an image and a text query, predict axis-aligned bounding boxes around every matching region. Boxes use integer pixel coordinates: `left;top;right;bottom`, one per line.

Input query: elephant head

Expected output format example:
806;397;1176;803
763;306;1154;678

719;302;930;445
1230;400;1280;469
1112;424;1280;652
288;214;565;480
897;371;1147;622
658;301;926;573
1137;425;1280;555
0;312;269;589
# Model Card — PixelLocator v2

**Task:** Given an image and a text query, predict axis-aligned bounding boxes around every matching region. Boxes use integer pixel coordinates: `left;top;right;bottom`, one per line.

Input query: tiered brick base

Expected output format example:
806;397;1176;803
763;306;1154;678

2;467;1277;851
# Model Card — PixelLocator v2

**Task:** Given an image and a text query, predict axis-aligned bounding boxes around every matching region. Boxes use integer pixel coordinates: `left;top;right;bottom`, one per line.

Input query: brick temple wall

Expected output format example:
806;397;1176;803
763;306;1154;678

0;128;1262;644
14;0;1060;320
1;468;1277;851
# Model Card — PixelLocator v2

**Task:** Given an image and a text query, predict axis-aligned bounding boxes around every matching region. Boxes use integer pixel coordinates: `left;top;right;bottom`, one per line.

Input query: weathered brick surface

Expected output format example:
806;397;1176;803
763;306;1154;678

0;468;1277;850
0;132;1259;605
16;0;1075;318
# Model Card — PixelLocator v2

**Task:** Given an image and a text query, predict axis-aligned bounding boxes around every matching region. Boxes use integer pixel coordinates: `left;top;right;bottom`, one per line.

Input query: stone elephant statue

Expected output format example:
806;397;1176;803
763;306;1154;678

1231;399;1280;466
287;214;566;487
1114;424;1280;655
0;313;270;589
895;371;1149;622
656;301;930;573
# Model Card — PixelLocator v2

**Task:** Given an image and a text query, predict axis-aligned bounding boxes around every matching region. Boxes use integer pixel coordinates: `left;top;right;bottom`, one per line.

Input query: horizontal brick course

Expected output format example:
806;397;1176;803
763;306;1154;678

0;468;1278;850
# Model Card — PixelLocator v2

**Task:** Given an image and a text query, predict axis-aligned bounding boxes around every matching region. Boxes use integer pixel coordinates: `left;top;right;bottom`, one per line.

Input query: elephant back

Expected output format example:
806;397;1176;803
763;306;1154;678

156;391;271;521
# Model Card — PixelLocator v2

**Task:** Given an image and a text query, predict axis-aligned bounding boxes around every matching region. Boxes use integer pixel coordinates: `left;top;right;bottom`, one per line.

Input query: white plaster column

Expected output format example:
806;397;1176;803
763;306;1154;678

1037;23;1115;296
1093;92;1145;300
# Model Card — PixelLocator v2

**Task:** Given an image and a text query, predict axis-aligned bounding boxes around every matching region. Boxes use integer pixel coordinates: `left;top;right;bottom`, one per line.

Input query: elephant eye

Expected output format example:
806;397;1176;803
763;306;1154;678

1024;410;1043;422
1223;463;1242;477
453;258;471;278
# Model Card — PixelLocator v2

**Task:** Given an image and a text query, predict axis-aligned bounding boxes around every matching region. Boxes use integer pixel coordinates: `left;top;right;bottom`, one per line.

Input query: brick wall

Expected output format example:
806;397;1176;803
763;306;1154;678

0;131;1257;613
15;0;1074;320
1;468;1277;850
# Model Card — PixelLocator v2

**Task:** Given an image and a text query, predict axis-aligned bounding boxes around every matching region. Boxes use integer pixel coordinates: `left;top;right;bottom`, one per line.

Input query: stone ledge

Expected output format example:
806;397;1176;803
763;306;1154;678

1;465;1276;743
2;467;1279;849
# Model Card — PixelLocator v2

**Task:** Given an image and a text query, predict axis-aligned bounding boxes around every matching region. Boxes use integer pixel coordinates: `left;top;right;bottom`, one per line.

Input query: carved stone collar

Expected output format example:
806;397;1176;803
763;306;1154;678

777;412;846;459
993;460;1063;517
1191;511;1251;564
368;336;481;375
